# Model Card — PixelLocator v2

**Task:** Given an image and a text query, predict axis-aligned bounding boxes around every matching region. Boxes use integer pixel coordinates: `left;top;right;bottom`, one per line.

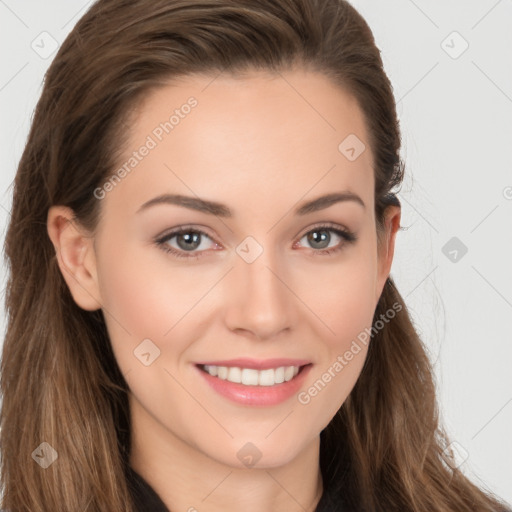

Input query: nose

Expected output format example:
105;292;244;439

223;248;296;340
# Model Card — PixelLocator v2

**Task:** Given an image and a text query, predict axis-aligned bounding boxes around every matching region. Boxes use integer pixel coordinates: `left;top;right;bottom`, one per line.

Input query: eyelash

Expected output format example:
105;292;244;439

154;222;357;260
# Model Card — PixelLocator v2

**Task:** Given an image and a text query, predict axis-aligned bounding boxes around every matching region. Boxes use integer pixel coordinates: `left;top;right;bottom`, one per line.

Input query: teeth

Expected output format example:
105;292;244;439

203;365;301;386
217;366;228;380
285;366;294;381
228;367;242;383
274;366;285;384
242;368;259;386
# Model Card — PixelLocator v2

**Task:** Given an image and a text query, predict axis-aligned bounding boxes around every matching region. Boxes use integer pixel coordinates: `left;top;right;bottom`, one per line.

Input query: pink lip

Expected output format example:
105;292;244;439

194;363;313;407
194;358;311;370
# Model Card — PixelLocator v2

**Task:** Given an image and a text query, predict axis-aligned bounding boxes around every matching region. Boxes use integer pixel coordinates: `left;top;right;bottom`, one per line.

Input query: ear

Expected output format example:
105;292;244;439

375;204;401;306
47;205;102;311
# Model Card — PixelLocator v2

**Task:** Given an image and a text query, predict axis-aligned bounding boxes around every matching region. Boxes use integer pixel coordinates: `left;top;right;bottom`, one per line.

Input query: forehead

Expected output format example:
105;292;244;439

103;68;374;221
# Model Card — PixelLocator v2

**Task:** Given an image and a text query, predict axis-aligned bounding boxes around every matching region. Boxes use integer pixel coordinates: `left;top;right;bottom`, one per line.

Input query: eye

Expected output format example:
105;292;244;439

155;226;219;259
295;223;357;256
154;222;357;260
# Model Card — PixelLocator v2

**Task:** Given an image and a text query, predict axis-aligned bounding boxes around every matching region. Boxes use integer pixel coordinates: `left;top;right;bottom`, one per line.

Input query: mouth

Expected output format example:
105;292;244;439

196;363;312;387
194;361;313;406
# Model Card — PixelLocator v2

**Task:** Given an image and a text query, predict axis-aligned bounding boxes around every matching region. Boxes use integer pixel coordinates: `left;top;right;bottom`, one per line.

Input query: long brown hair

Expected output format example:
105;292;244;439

1;0;509;510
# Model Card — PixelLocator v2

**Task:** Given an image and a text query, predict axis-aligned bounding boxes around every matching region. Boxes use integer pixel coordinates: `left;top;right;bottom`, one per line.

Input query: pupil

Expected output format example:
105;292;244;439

177;232;201;251
308;230;329;249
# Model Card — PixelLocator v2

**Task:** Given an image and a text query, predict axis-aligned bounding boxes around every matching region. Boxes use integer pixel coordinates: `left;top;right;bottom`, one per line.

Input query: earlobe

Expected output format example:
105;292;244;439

375;205;401;305
47;205;102;311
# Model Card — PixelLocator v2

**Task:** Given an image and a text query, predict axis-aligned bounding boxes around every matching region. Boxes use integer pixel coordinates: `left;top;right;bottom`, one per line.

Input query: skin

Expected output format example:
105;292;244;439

47;68;400;512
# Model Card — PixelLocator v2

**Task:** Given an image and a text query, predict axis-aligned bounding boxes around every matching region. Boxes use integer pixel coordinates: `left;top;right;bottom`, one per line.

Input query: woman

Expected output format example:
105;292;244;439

1;0;510;511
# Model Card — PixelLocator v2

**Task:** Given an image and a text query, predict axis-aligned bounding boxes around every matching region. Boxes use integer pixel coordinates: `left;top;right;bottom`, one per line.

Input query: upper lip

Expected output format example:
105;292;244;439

195;358;312;370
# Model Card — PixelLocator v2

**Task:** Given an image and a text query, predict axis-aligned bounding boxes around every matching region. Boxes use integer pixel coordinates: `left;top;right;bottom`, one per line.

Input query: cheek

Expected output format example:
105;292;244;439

295;241;377;418
302;238;378;345
95;233;224;376
329;268;376;345
97;226;186;325
298;285;374;430
95;237;185;367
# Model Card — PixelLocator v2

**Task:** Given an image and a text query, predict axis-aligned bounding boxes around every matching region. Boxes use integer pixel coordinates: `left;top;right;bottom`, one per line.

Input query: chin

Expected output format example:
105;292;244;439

208;435;312;470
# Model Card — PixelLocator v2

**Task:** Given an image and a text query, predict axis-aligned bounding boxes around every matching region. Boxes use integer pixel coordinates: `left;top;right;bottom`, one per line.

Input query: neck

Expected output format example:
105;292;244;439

128;393;324;512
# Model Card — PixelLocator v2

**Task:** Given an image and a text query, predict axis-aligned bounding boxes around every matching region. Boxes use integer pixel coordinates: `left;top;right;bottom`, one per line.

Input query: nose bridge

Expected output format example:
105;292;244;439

224;236;294;339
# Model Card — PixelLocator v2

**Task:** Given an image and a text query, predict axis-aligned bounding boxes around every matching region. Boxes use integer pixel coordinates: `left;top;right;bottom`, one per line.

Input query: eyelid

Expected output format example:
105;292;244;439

295;221;352;239
156;224;218;242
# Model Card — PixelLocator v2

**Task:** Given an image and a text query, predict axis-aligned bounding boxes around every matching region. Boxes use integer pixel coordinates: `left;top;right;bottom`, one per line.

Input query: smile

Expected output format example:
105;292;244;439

195;363;313;406
200;364;302;386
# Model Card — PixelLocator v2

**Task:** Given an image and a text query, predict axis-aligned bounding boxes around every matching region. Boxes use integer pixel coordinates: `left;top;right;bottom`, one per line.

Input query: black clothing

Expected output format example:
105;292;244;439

126;465;168;512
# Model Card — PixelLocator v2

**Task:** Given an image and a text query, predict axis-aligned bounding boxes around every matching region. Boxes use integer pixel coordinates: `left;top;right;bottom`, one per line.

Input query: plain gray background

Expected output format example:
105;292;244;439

0;0;511;505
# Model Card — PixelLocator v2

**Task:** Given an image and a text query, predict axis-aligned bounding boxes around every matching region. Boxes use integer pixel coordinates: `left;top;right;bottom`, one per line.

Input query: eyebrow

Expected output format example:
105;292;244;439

136;191;365;217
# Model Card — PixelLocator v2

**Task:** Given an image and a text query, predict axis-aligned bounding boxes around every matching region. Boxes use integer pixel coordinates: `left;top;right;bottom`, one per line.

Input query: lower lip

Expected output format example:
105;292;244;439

195;364;313;406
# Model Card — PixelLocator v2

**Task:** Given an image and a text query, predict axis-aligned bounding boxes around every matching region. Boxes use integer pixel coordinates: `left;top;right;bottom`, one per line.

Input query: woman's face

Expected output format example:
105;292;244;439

50;68;400;469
